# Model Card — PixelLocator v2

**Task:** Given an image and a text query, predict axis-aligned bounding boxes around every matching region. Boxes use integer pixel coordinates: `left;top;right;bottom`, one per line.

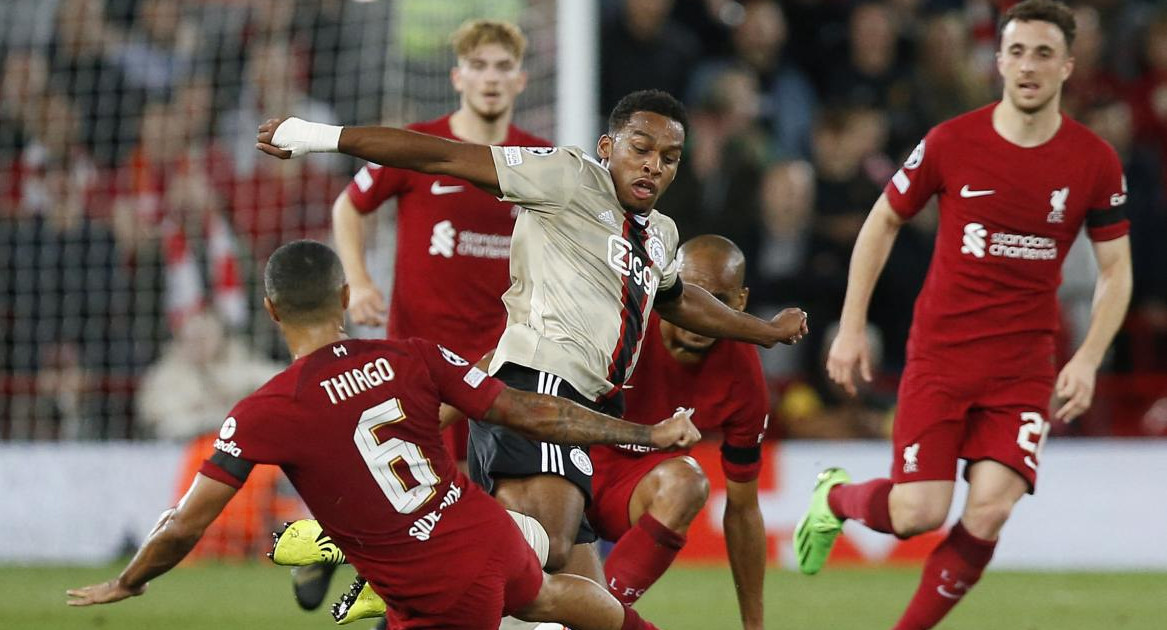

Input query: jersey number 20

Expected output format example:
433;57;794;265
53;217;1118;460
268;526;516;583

354;397;440;513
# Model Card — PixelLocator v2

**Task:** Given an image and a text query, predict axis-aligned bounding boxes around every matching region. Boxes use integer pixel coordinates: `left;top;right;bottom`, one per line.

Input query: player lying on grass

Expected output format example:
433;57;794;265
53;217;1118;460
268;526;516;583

66;240;700;630
794;2;1132;629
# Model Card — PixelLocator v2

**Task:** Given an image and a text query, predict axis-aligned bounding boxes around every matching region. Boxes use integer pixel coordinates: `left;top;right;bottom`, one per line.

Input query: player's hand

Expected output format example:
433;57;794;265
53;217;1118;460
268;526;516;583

827;326;872;397
768;308;808;346
650;407;701;450
348;281;388;326
1054;356;1097;422
256;117;293;159
66;578;146;606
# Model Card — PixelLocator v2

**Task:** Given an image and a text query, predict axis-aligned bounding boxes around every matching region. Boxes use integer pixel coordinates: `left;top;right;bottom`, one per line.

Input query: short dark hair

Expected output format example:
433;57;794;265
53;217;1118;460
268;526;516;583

999;0;1076;50
607;89;689;137
264;240;346;323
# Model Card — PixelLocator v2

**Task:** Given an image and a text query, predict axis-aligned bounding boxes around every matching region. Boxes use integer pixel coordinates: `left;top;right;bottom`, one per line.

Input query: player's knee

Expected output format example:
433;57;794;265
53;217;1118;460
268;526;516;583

657;460;709;513
543;535;575;573
892;499;948;537
961;495;1016;539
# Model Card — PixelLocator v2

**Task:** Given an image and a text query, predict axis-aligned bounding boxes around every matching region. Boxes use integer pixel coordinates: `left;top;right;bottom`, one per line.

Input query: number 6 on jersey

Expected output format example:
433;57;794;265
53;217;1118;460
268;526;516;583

354;397;440;513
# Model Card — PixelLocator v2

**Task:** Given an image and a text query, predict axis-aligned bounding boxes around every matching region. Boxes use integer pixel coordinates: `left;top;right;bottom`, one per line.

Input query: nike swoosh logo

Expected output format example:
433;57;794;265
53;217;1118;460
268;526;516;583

431;181;465;195
937;586;965;600
960;185;995;198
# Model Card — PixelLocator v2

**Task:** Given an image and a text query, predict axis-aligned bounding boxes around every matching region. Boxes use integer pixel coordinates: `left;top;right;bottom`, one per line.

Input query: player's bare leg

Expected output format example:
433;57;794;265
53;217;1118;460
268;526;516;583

605;456;708;604
562;541;605;582
494;475;587;572
887;480;955;537
891;461;1025;629
514;573;660;630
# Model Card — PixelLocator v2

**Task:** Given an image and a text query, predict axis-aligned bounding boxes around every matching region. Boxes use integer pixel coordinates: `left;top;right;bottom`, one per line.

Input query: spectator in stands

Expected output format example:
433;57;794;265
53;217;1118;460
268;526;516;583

656;65;768;263
107;0;199;98
775;321;891;440
136;310;279;440
823;1;914;155
907;13;991;138
0;49;50;215
48;0;138;165
1061;5;1124;119
599;0;700;115
690;0;817;160
0;152;128;439
754;160;816;380
218;39;338;176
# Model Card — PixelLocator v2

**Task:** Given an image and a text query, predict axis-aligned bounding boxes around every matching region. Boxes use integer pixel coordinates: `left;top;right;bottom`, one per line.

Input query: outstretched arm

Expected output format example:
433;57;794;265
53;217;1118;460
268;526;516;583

826;193;904;396
723;478;766;630
256;117;501;196
66;474;237;606
654;282;807;347
484;388;700;450
1054;235;1132;421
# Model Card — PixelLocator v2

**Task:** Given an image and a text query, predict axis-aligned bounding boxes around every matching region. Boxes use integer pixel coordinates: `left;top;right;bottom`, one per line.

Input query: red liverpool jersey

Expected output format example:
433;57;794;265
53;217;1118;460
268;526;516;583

345;115;550;359
884;104;1129;377
591;314;770;483
199;338;509;612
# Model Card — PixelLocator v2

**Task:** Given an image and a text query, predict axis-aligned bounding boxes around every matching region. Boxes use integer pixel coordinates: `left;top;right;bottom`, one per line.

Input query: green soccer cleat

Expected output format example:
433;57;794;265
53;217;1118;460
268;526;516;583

793;467;851;575
269;519;348;566
331;575;387;625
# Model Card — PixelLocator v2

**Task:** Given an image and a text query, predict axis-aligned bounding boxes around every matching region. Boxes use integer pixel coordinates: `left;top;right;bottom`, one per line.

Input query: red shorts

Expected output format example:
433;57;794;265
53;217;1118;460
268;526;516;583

587;447;677;541
891;365;1053;492
377;495;544;629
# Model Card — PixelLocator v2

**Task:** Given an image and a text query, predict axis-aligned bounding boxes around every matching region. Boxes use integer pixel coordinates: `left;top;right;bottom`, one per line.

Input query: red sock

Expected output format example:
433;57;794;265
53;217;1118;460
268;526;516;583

827;478;895;534
892;522;997;630
620;606;660;630
603;513;686;606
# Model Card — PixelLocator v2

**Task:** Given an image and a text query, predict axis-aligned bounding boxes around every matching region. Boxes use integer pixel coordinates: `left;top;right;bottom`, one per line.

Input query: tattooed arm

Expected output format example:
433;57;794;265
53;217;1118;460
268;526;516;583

484;388;700;450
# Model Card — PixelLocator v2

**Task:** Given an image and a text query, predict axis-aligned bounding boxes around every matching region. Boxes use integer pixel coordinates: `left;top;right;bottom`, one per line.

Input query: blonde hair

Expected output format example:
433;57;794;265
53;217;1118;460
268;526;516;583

450;19;527;61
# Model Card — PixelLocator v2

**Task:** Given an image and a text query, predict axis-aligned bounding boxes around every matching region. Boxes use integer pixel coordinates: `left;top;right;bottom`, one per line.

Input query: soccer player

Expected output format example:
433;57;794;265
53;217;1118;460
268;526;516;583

588;235;769;629
256;89;808;584
66;240;700;630
793;2;1132;629
333;19;548;464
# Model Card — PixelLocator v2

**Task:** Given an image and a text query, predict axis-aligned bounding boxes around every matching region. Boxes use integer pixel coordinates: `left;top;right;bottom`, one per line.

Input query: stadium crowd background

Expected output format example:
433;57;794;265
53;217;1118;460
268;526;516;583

1;0;1165;444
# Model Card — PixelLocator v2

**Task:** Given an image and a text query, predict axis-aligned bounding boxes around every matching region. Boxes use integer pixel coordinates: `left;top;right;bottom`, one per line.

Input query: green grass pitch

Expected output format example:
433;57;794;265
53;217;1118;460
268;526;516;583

4;562;1163;629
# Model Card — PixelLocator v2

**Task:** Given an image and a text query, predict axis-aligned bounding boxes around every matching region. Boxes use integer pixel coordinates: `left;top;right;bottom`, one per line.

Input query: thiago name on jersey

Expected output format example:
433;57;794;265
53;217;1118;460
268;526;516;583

319;356;397;404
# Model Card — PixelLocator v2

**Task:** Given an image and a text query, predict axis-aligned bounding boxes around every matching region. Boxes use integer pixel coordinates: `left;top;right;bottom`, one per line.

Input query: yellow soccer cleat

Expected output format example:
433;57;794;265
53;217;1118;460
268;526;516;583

331;575;387;625
269;519;348;566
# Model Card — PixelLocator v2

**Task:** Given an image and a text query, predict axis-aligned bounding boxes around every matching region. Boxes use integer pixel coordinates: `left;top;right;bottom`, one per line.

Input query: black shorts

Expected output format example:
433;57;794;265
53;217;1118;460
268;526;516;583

467;363;625;546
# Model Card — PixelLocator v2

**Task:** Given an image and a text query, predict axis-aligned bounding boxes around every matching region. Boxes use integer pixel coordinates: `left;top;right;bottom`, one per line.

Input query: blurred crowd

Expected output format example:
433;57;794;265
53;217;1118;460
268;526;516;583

0;0;1165;442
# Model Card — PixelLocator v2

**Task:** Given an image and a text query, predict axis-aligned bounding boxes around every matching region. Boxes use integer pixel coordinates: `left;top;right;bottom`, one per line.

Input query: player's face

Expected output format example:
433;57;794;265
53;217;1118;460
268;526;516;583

597;112;685;215
997;19;1074;115
660;259;748;364
452;43;527;122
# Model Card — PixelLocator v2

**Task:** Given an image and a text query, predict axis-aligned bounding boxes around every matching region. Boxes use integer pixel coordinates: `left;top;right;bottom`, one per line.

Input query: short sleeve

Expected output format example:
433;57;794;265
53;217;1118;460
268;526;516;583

198;395;283;488
719;349;770;483
884;130;944;220
413;339;507;420
489;145;584;214
1085;144;1130;242
345;162;411;214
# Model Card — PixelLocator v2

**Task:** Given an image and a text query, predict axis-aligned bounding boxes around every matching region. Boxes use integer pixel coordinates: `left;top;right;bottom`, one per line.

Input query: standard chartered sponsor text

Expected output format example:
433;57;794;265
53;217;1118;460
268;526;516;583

988;232;1057;260
457;230;511;259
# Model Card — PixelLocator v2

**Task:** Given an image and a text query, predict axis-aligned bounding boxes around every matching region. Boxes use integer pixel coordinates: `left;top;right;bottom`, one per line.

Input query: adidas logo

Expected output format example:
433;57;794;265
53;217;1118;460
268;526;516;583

598;210;619;228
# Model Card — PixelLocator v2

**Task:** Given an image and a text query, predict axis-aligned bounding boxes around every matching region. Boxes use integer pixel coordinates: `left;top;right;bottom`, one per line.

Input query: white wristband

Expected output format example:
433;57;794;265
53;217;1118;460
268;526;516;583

271;117;343;157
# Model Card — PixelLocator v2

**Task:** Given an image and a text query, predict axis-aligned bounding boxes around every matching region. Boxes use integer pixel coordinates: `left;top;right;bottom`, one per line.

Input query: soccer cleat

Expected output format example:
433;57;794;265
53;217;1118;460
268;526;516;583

793;467;851;575
291;563;337;611
269;519;348;566
331;575;387;625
